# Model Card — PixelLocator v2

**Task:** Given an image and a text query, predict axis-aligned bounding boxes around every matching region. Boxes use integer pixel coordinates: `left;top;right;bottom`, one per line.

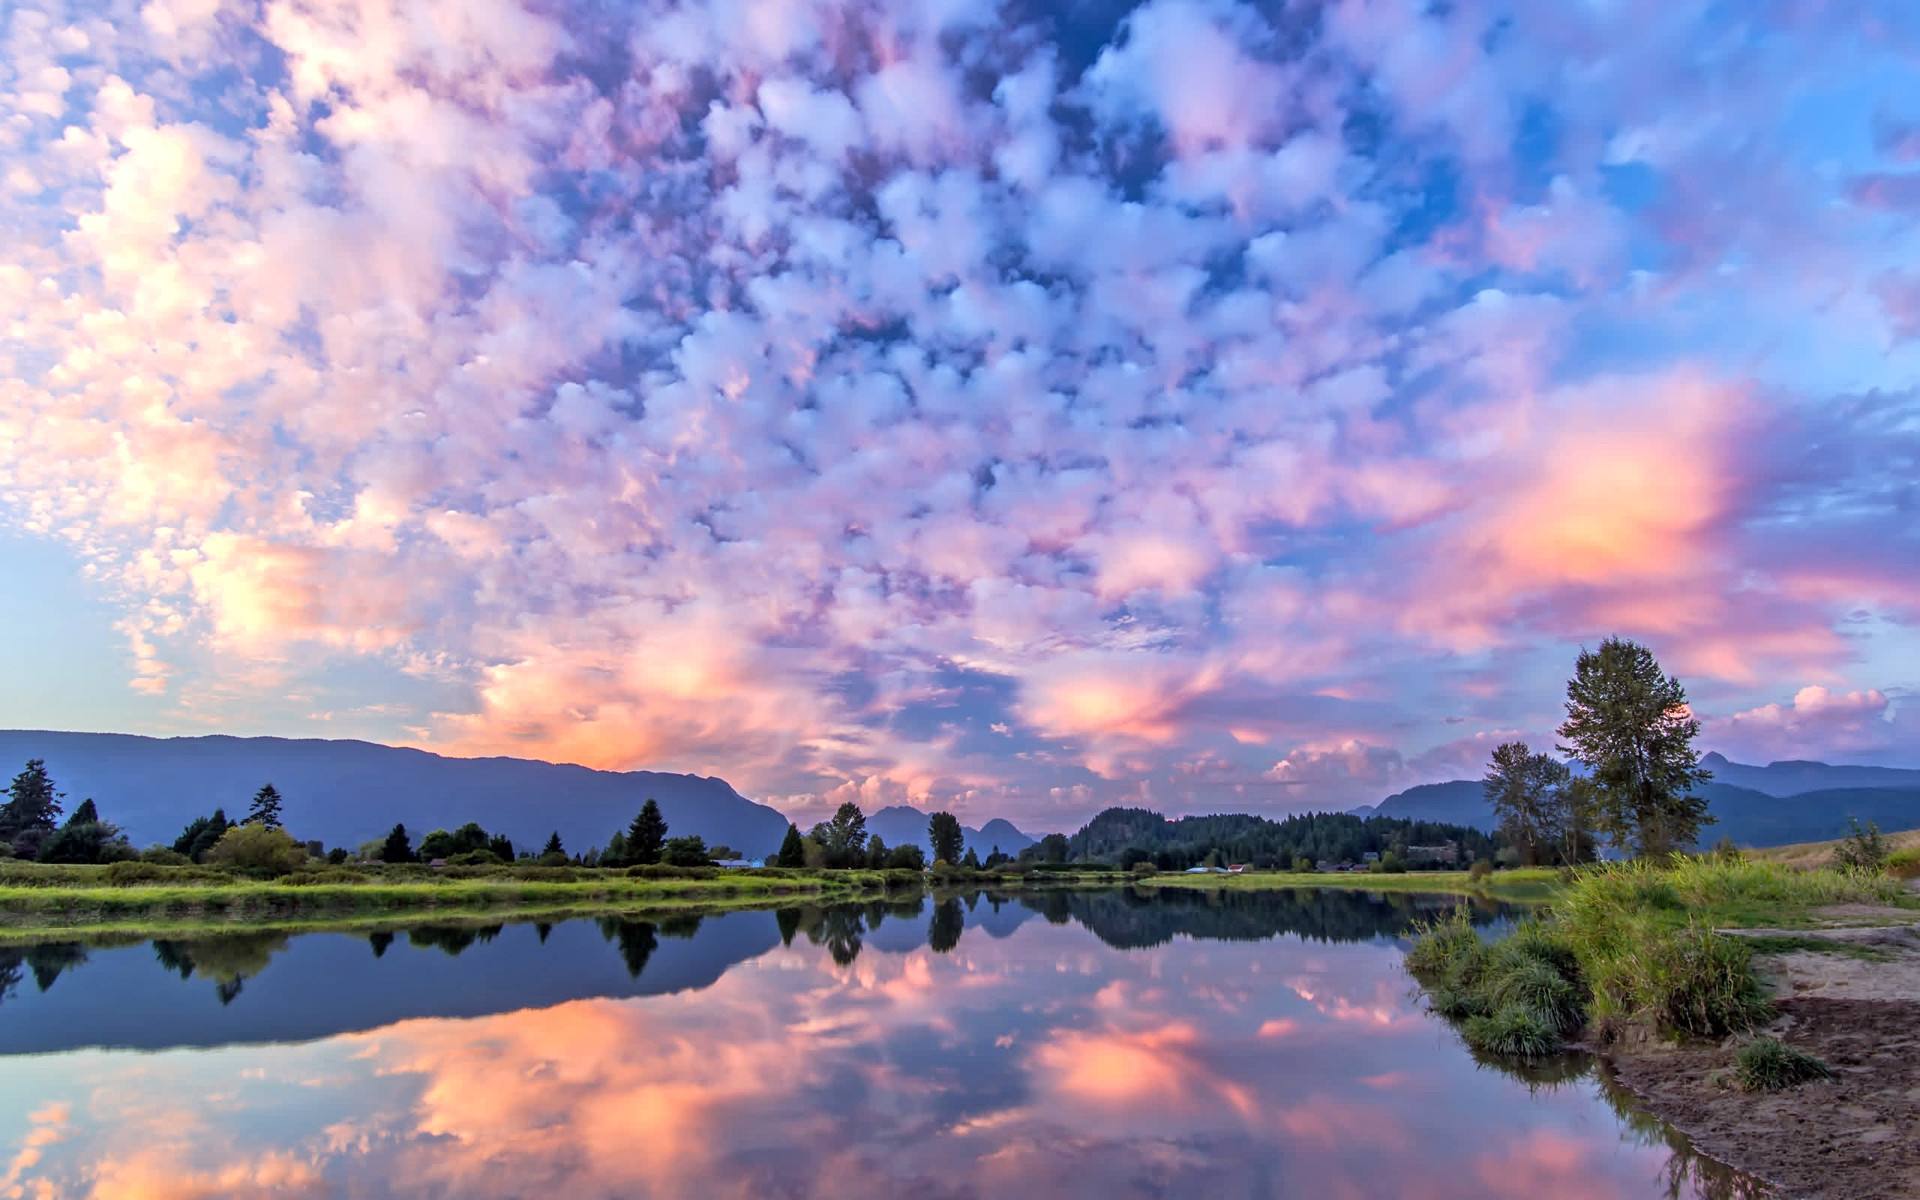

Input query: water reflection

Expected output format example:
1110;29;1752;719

0;888;1760;1198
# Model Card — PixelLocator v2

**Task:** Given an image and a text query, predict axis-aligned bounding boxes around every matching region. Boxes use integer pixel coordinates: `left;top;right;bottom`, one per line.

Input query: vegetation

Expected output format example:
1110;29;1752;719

928;811;965;865
1046;807;1496;872
1832;818;1889;873
1408;855;1908;1061
1557;637;1713;857
1733;1037;1834;1091
1482;741;1594;866
243;783;285;829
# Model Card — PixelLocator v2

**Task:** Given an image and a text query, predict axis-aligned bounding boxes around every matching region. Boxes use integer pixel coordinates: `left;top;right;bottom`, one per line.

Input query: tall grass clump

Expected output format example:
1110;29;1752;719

1407;911;1585;1059
1734;1037;1834;1091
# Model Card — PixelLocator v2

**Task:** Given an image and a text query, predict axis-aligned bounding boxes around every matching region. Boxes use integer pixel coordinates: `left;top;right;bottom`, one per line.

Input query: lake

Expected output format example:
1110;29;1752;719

0;887;1763;1198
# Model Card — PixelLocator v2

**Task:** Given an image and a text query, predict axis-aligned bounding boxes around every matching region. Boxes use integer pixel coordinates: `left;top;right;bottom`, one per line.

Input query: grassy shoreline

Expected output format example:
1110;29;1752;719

1136;866;1562;903
0;864;1121;940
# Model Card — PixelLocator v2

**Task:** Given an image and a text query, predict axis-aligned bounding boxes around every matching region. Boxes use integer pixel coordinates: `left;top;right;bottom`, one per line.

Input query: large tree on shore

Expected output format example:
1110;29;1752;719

927;811;964;866
627;799;667;866
1557;638;1712;857
1483;743;1576;865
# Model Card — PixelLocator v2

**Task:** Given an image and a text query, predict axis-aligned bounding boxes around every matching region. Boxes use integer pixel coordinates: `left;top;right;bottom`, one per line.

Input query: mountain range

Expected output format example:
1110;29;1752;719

865;805;1037;860
0;731;799;857
0;730;1046;862
1366;752;1920;848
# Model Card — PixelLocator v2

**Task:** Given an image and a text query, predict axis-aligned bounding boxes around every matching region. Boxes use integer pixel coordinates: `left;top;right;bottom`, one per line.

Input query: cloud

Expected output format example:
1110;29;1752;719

1708;686;1908;763
0;0;1914;830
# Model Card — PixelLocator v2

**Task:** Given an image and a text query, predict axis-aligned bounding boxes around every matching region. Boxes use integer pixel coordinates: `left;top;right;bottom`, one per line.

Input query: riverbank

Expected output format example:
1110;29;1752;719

0;863;947;939
1137;866;1562;903
1407;857;1920;1199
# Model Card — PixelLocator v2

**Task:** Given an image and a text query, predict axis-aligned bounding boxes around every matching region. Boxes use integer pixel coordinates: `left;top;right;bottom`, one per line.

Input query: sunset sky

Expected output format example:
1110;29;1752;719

1;0;1916;829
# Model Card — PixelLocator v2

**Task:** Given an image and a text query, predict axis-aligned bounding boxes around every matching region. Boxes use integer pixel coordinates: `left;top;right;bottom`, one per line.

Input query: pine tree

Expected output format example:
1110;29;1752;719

245;783;284;829
65;798;100;827
776;823;806;867
628;799;667;866
1558;638;1713;857
543;831;565;857
379;822;414;864
0;759;63;845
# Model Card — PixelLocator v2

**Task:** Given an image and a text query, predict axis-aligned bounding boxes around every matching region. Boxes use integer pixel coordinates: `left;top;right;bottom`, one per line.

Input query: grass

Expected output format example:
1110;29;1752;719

1738;934;1894;963
1733;1037;1834;1091
1134;867;1562;903
1405;855;1906;1061
0;860;1132;937
1753;827;1920;875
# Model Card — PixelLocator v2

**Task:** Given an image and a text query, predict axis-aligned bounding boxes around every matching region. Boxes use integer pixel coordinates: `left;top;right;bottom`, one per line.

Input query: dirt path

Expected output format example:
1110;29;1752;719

1605;924;1920;1199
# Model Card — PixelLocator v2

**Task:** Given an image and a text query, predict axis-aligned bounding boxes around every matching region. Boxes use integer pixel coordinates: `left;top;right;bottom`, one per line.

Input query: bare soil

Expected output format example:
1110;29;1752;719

1605;924;1920;1199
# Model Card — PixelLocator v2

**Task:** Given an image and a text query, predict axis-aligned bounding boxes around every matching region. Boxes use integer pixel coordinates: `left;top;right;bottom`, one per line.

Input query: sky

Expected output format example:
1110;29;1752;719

0;0;1917;831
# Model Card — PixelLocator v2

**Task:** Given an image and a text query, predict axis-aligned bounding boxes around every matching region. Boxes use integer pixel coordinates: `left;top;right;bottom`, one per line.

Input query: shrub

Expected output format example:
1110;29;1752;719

1487;958;1584;1035
103;861;170;886
1462;1005;1559;1059
1735;1037;1834;1091
203;825;310;875
447;849;505;866
1834;819;1889;873
139;846;192;866
1468;859;1493;882
1591;924;1773;1037
1888;848;1920;881
1130;861;1158;876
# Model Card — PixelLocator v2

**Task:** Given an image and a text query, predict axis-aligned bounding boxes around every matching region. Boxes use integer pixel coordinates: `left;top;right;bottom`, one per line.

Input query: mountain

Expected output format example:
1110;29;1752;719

1371;781;1492;830
1697;752;1920;797
864;805;1039;859
0;731;791;857
1346;804;1376;818
1366;756;1920;848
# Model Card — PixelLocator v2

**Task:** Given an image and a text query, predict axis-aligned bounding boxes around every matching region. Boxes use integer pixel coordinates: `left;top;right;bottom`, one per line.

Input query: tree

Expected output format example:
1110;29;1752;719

961;847;981;870
543;831;564;856
173;809;232;862
1483;743;1573;865
660;835;710;867
1293;855;1313;873
1030;832;1069;864
1557;638;1713;857
417;829;458;861
811;801;869;868
67;798;99;827
205;825;309;874
928;811;964;866
777;823;806;868
0;759;63;851
379;823;415;864
487;833;515;861
866;834;889;869
628;799;668;866
886;843;926;870
244;783;284;829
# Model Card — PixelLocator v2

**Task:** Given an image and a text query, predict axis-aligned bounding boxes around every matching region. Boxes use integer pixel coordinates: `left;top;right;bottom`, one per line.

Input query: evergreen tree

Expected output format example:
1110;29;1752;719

173;808;232;862
1557;638;1713;857
542;831;565;857
776;823;806;867
379;823;415;864
866;834;889;869
245;783;284;829
628;799;668;865
961;847;982;870
927;811;964;865
0;759;63;847
66;798;99;827
487;833;515;861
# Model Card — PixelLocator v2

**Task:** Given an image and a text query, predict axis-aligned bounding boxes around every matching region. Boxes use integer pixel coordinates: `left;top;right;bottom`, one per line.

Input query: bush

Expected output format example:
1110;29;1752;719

1735;1037;1834;1091
281;867;372;886
1888;848;1920;881
203;825;310;875
1129;861;1157;876
1462;1005;1559;1059
1468;859;1493;882
139;846;192;866
103;861;170;886
1834;819;1889;873
447;849;505;866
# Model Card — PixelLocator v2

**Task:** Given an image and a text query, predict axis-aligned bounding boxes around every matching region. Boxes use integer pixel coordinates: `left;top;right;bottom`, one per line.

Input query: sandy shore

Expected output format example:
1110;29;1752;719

1604;915;1920;1199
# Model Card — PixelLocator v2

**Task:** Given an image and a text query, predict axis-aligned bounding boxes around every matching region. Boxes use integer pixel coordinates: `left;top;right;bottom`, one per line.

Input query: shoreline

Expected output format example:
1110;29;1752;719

0;864;1554;940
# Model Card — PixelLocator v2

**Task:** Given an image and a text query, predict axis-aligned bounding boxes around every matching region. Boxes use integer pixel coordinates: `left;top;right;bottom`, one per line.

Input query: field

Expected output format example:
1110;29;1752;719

1137;866;1563;903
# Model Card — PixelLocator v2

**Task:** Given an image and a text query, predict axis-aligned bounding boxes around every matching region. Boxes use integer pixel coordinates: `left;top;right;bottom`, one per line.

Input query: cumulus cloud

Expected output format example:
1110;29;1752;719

0;0;1915;829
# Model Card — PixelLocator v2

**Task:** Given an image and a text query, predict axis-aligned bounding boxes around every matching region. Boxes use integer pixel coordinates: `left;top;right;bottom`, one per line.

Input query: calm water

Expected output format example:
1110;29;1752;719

1;888;1761;1199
